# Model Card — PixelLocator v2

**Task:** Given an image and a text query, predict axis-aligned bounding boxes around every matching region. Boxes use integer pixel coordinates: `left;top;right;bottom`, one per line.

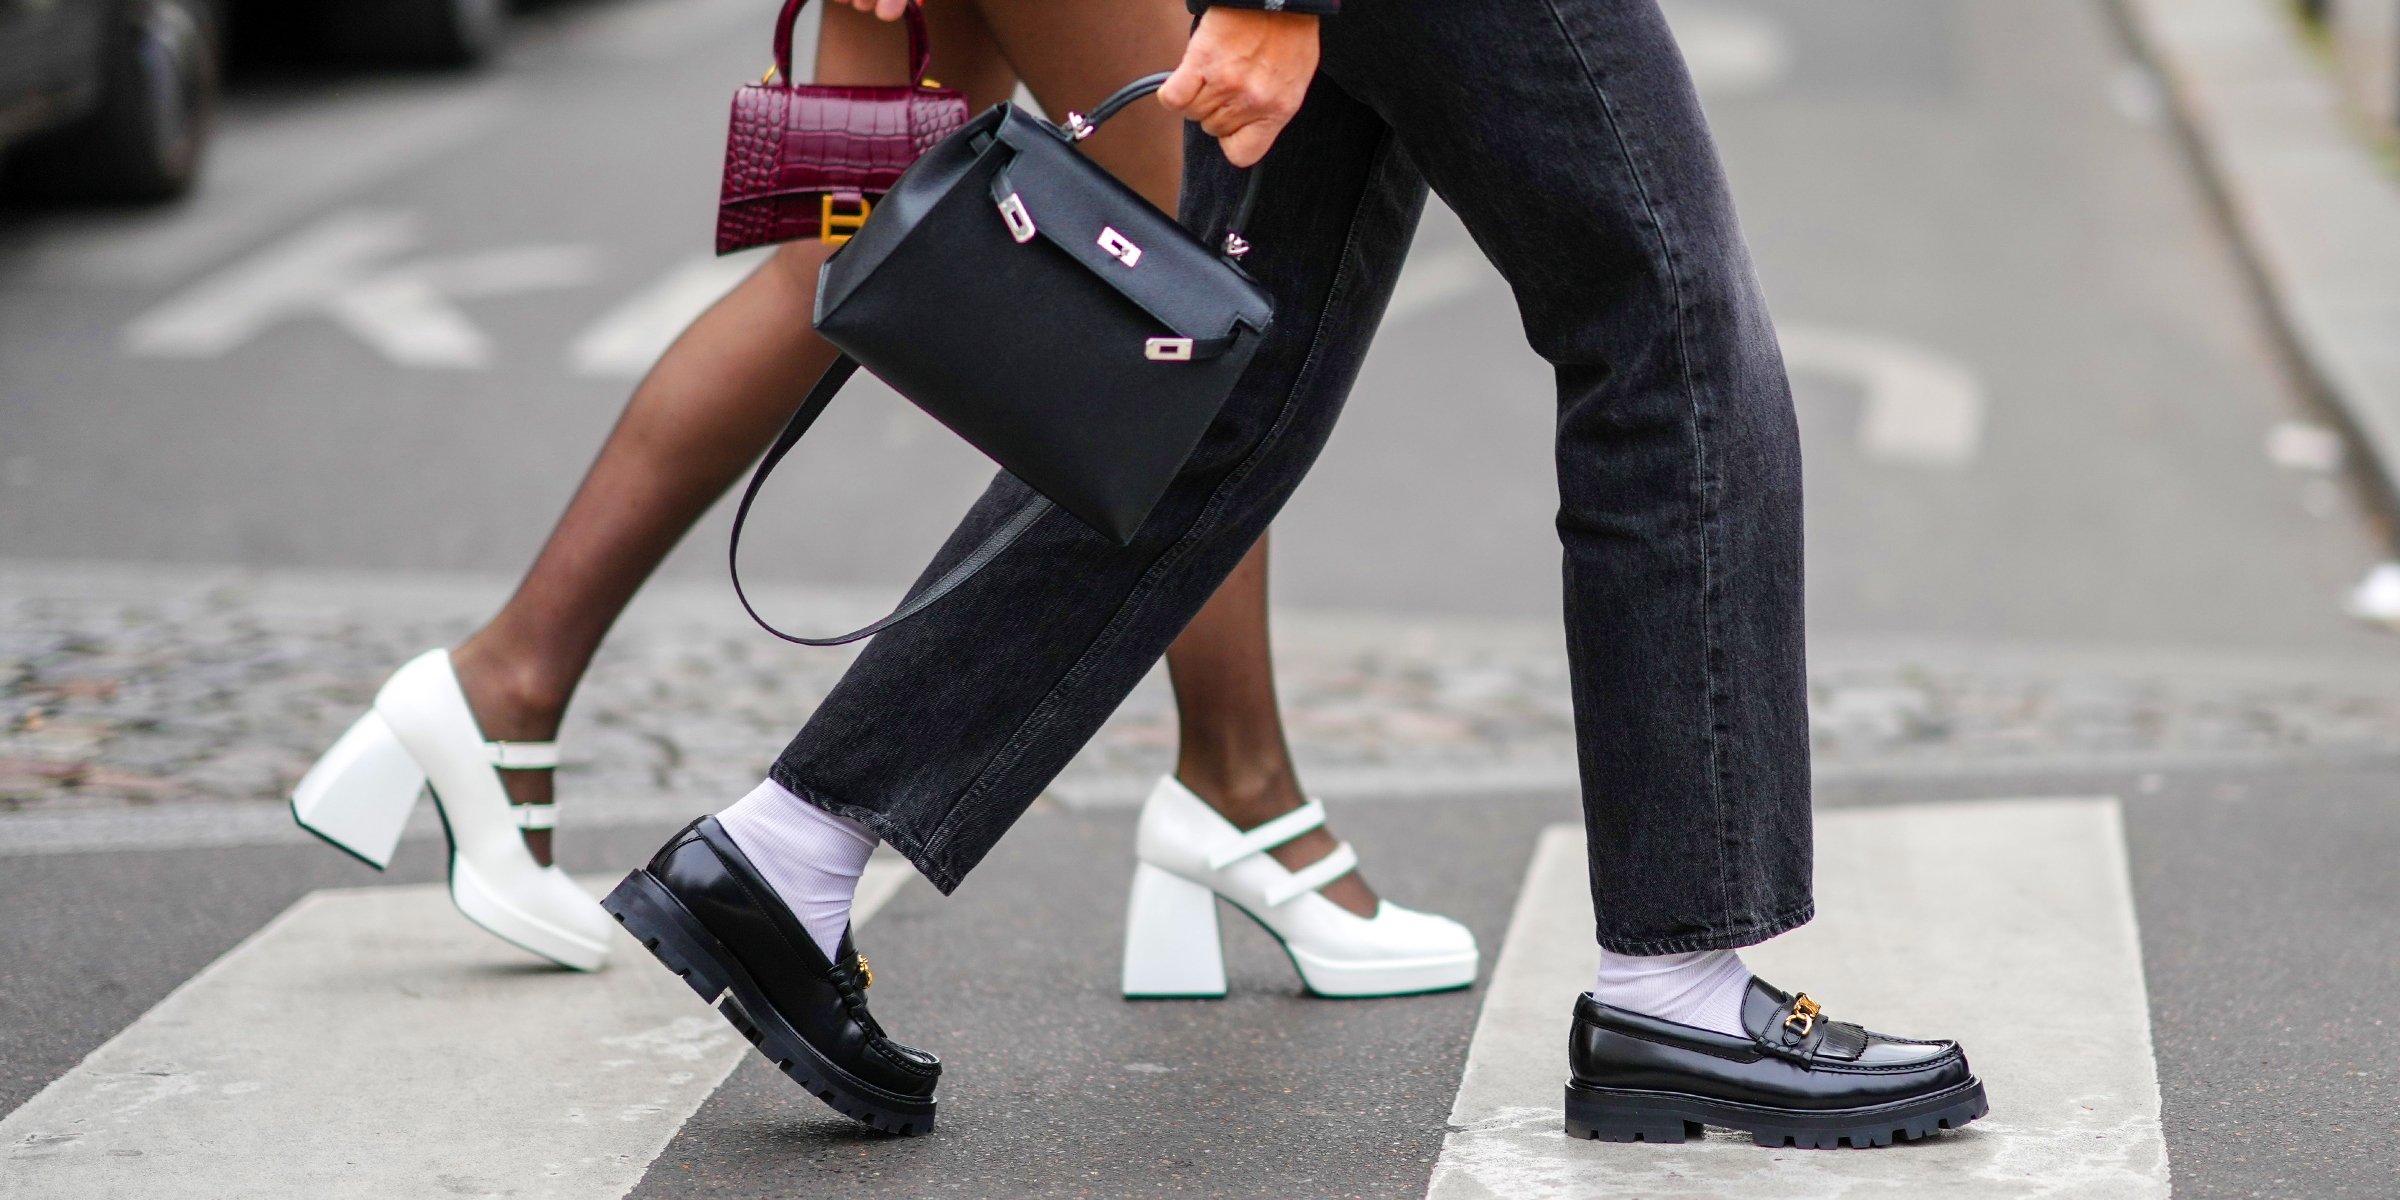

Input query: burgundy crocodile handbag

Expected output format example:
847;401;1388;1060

715;0;970;255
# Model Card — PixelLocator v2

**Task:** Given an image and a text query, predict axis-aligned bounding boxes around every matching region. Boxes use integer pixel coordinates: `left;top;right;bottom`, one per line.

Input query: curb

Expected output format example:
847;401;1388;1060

2117;0;2400;520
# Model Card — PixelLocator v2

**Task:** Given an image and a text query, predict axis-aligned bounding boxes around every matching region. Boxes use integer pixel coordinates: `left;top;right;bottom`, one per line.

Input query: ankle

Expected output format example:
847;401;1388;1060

1594;948;1753;1037
718;780;874;960
449;634;573;741
1174;760;1305;829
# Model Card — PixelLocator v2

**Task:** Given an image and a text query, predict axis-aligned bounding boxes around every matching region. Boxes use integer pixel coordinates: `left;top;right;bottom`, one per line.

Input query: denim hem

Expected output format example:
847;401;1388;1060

1598;899;1813;956
767;760;963;895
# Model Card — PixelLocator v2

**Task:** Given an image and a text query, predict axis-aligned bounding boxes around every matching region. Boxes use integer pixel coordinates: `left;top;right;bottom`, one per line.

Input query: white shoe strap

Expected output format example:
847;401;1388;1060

485;741;559;770
1262;841;1360;907
511;803;558;830
1204;797;1327;870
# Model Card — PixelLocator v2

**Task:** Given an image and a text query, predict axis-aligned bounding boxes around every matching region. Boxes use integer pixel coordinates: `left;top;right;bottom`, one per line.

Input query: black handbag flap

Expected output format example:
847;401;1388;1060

989;110;1272;345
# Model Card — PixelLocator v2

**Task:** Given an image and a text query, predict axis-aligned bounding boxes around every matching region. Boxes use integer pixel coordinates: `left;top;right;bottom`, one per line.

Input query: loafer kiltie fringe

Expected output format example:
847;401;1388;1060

1121;777;1478;998
289;649;613;971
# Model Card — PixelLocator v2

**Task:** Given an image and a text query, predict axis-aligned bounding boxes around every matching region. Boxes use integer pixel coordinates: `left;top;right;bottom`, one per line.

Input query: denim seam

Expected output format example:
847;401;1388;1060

1539;0;1740;931
917;127;1402;879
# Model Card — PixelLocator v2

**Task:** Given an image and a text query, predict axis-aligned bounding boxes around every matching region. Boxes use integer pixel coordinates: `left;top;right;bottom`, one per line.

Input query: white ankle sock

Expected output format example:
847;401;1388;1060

716;779;876;960
1593;948;1755;1037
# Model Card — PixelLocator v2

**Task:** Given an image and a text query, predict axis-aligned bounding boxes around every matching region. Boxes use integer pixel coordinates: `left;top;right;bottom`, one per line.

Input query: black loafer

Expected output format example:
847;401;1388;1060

1565;978;1987;1149
602;817;940;1135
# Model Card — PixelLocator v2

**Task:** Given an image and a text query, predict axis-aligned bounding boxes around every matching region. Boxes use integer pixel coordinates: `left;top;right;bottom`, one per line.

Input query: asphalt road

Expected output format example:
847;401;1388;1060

4;0;2398;1196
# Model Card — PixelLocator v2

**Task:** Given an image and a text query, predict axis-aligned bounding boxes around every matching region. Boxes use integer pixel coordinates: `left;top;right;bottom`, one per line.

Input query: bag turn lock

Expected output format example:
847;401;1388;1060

820;192;872;244
1098;226;1142;267
998;192;1037;243
1145;337;1194;362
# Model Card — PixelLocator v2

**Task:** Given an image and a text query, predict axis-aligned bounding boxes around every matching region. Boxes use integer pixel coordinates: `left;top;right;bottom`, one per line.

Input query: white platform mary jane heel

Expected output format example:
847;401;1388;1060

290;648;612;971
1121;776;1478;999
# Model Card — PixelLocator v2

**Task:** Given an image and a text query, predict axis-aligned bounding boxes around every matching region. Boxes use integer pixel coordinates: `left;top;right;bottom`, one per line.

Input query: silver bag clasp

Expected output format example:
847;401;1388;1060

998;193;1036;243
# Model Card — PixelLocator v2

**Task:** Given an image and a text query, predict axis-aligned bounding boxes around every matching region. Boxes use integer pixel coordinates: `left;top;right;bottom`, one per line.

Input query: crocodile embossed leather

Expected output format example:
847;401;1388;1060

715;0;969;255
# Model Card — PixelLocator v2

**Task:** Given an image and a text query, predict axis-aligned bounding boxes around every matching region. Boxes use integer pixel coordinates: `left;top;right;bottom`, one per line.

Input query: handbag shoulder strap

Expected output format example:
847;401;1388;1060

729;355;1054;647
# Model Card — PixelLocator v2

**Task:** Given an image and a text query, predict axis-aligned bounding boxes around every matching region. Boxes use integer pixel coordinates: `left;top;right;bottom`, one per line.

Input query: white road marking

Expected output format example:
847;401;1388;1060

120;210;599;369
10;86;509;289
1779;322;1987;466
120;210;415;357
1429;798;2168;1199
1661;0;1795;97
0;863;912;1198
2345;562;2400;628
2264;420;2345;473
1379;245;1984;468
567;252;765;379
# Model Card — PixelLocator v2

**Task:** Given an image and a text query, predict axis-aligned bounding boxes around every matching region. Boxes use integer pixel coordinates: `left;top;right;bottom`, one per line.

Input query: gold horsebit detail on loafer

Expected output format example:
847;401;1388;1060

856;955;873;989
1783;992;1822;1037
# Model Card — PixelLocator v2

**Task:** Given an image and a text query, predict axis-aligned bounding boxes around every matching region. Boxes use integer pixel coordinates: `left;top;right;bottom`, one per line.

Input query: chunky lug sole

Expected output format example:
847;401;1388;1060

601;870;936;1136
1122;863;1479;1000
1563;1078;1988;1149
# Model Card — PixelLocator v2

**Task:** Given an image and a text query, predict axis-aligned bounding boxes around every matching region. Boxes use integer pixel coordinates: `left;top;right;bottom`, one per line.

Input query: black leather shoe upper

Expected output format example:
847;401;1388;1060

646;817;939;1099
1570;978;1971;1111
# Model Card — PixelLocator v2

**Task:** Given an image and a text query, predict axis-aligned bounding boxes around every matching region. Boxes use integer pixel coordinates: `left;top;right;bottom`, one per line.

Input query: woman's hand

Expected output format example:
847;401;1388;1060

1159;9;1319;168
840;0;911;21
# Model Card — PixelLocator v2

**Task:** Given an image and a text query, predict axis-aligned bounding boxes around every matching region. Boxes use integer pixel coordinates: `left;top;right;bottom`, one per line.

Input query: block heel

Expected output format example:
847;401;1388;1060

289;709;425;869
1121;861;1229;998
1562;1082;1705;1143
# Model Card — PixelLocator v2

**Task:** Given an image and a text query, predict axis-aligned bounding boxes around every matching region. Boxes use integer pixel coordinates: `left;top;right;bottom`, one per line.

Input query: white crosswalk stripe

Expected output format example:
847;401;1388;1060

0;864;911;1198
1429;798;2169;1198
566;253;767;380
0;801;2173;1197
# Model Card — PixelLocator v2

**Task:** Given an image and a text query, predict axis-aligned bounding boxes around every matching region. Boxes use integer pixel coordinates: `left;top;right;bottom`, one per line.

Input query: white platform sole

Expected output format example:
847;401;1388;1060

450;854;609;972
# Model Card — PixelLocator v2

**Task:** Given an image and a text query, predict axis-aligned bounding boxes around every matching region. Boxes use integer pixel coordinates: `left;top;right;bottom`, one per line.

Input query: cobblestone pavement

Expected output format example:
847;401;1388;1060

8;560;2400;829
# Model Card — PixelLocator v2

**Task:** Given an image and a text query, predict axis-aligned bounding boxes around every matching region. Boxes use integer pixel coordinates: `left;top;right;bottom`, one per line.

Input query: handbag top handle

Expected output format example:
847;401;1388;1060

1063;72;1266;261
771;0;934;88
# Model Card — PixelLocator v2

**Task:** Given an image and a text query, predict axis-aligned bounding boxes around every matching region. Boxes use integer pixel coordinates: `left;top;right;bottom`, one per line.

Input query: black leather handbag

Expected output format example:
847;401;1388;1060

729;72;1274;646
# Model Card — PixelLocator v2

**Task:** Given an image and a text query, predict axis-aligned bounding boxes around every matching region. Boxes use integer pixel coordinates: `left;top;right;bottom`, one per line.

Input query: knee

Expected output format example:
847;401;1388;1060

765;240;838;293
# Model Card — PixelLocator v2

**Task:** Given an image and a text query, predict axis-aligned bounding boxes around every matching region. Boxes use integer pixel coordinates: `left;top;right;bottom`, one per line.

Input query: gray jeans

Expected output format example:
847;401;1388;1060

770;0;1813;954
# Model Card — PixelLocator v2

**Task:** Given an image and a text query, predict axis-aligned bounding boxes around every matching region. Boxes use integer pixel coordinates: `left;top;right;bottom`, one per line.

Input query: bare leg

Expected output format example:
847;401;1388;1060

1161;536;1378;913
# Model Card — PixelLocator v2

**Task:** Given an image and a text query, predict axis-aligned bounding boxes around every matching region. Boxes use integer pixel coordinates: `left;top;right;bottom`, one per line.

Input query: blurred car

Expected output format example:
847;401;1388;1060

0;0;220;202
229;0;505;70
307;0;506;67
